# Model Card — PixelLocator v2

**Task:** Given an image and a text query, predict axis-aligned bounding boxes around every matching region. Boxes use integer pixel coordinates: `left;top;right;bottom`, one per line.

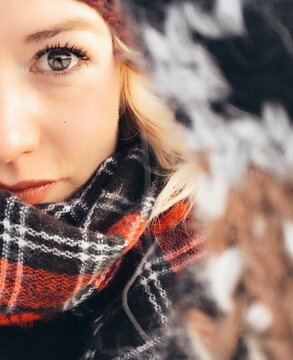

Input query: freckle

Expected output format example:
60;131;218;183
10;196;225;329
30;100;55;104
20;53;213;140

63;121;67;125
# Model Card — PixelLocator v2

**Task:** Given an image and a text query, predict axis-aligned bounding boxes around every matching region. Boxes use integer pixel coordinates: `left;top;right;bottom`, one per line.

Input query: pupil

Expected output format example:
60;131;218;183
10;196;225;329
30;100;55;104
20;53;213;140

48;50;72;71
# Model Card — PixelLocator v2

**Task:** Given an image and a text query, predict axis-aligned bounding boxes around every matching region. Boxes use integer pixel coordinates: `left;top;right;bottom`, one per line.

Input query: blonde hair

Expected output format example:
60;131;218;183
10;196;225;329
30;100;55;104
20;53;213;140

113;35;198;221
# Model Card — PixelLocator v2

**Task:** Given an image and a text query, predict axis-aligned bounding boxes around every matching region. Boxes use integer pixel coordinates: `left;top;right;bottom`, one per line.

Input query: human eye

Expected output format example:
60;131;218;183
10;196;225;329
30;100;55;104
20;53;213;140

30;41;90;77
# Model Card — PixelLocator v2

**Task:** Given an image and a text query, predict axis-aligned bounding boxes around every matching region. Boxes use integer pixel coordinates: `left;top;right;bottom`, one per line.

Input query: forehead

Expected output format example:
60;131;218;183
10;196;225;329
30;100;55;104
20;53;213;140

0;0;107;44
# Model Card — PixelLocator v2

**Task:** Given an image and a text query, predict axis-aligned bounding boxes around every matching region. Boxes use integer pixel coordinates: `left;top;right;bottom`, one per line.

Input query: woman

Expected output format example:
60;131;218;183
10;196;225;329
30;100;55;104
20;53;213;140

0;0;203;359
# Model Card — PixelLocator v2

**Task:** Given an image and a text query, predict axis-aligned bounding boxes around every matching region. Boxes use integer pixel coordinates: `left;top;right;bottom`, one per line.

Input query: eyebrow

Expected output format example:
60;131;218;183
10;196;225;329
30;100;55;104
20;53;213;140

24;18;99;45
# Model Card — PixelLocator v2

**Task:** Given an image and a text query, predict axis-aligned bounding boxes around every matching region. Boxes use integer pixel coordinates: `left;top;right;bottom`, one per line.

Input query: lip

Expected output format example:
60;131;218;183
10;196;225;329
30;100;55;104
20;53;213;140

0;180;56;205
0;180;56;191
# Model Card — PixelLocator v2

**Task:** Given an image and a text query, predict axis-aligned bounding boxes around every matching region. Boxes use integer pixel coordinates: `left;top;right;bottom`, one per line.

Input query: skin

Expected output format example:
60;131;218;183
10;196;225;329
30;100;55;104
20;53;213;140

0;0;121;202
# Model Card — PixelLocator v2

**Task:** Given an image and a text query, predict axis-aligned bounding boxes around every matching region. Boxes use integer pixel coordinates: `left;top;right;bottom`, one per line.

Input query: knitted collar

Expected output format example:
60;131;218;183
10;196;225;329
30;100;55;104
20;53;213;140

0;135;163;326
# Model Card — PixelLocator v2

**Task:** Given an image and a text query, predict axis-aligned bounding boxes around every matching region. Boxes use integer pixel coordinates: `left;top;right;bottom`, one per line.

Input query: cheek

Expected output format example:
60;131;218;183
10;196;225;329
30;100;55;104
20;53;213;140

43;62;121;165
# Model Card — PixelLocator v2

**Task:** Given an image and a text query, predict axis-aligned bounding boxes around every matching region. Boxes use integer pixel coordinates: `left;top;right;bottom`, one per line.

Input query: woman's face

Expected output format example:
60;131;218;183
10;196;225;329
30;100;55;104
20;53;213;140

0;0;121;203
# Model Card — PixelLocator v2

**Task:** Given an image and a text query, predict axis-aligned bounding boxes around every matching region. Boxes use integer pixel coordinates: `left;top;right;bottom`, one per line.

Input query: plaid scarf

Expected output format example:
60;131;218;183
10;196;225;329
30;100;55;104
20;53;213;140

79;201;205;360
0;135;163;327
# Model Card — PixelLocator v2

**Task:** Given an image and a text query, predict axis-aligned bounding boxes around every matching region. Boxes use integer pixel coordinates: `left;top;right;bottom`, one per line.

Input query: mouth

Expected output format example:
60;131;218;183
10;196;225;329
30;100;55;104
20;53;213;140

0;180;56;205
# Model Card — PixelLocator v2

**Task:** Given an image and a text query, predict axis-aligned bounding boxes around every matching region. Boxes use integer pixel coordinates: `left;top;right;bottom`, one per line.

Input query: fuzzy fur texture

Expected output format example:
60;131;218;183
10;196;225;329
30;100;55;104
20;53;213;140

123;1;293;359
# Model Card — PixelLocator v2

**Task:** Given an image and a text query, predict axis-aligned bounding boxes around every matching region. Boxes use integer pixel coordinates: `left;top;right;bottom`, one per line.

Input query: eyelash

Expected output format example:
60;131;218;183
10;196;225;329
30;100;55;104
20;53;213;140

32;41;90;78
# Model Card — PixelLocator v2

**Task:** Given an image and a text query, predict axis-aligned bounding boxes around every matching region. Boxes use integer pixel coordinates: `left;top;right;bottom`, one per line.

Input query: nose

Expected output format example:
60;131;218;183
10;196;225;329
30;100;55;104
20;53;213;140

0;71;40;164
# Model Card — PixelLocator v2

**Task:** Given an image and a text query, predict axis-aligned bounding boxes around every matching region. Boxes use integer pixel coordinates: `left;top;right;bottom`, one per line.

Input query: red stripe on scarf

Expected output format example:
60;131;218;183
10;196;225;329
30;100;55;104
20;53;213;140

0;312;42;326
106;212;148;251
151;201;191;235
0;259;103;310
151;201;206;273
0;258;123;326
